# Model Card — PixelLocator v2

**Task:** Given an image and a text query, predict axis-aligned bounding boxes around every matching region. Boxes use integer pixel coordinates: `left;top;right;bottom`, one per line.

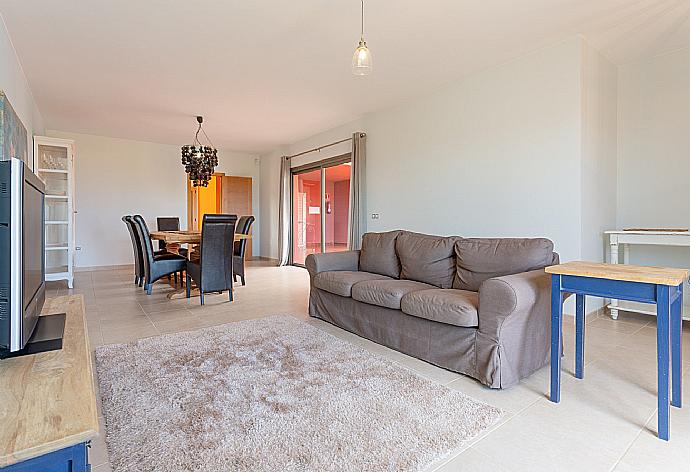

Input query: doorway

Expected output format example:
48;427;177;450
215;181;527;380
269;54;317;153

187;174;223;231
291;155;351;266
187;175;253;255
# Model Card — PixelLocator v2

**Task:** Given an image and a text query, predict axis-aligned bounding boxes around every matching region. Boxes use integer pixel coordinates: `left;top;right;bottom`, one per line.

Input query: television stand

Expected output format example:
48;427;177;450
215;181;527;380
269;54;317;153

1;313;65;359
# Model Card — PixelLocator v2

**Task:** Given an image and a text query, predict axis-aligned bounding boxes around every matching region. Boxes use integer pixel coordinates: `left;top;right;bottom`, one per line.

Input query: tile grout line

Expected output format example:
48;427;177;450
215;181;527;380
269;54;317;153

608;409;656;471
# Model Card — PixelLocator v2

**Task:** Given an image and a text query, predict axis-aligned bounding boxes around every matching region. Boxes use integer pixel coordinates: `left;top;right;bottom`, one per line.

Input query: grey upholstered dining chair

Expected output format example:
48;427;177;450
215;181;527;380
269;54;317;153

156;216;180;252
122;215;145;286
186;214;238;305
132;215;187;295
233;215;255;286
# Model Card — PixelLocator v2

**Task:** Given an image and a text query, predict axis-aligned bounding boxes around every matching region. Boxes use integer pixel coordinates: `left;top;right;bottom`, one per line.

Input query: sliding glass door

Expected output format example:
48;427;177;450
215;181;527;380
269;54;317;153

291;156;351;265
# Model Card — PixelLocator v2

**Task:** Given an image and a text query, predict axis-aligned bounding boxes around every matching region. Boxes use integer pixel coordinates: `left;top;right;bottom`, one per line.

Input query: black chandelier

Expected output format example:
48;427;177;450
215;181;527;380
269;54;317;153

181;116;218;187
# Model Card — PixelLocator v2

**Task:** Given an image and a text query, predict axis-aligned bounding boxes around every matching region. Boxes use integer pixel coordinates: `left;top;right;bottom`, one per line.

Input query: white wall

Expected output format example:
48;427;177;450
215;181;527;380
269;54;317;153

47;130;259;268
0;15;44;165
261;39;589;263
579;41;618;310
617;46;690;272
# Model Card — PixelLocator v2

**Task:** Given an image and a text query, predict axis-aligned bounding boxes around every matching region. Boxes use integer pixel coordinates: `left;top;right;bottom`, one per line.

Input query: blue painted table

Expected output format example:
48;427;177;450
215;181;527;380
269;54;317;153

545;261;689;441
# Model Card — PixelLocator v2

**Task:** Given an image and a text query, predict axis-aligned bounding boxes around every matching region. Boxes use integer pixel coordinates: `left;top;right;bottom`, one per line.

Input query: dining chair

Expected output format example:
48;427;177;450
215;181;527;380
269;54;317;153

156;216;188;261
186;214;238;305
233;215;255;286
122;215;144;286
132;214;187;295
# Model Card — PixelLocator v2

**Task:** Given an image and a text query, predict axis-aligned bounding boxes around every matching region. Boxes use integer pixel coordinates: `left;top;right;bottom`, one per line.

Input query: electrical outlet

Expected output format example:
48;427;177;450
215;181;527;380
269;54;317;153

371;213;380;220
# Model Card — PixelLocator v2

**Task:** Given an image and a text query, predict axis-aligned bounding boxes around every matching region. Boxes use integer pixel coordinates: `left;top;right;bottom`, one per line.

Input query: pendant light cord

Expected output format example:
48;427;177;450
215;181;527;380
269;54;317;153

360;0;364;39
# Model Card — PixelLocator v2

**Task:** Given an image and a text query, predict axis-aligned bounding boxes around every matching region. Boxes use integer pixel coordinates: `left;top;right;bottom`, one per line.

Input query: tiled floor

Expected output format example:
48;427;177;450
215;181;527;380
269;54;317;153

47;262;690;472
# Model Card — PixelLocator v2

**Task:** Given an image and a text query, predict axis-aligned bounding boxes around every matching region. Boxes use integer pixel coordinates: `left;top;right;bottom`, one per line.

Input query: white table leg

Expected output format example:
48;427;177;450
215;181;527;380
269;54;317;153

610;243;619;319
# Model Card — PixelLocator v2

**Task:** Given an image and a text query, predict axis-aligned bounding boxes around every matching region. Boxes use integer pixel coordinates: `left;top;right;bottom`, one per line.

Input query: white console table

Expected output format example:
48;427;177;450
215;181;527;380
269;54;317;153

606;230;690;320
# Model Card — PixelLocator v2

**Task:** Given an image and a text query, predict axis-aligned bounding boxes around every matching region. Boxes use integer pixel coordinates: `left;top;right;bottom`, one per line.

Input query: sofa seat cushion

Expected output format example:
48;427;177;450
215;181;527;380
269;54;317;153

352;279;435;310
401;289;479;328
314;271;392;297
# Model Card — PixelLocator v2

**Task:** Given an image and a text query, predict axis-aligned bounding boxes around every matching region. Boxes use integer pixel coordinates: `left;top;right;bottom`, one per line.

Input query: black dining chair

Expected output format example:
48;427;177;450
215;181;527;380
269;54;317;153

233;215;255;286
132;214;187;295
122;215;145;286
186;214;238;305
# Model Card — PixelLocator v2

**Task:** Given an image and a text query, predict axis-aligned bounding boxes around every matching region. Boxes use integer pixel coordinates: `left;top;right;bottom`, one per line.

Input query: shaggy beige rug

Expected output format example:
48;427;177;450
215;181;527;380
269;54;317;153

95;315;502;472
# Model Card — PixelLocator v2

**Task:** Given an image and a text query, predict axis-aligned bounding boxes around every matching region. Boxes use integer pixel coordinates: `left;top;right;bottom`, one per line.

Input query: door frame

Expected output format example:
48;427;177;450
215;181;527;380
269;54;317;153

290;153;351;267
187;172;224;231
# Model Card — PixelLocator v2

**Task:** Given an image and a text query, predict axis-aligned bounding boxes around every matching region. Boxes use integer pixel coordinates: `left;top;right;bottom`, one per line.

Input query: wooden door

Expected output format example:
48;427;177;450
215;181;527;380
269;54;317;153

221;176;253;257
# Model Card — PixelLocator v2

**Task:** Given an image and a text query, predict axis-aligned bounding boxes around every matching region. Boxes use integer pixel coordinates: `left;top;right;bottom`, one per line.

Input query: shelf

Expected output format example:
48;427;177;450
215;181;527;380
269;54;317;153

45;221;69;225
38;168;69;174
607;300;690;321
46;195;69;200
46;265;69;275
46;245;69;251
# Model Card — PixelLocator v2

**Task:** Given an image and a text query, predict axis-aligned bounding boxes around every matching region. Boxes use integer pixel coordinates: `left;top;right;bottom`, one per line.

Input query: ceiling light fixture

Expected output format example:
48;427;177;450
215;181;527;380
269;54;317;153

181;116;218;187
352;0;372;76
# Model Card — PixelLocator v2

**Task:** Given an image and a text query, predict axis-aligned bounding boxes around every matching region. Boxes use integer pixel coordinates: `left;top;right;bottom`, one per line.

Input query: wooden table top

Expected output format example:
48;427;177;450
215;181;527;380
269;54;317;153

546;261;690;286
0;295;99;467
150;230;250;244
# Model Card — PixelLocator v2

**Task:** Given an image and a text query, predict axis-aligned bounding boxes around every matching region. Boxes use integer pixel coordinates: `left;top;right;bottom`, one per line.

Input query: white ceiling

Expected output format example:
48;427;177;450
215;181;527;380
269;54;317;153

1;0;689;153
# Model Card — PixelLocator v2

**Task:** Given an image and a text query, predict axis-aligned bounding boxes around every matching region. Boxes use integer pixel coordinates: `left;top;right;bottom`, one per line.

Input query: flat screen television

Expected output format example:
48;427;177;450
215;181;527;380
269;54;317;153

0;158;46;354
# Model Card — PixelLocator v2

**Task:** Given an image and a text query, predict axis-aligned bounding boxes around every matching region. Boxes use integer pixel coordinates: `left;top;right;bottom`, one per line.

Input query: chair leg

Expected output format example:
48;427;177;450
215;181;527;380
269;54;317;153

186;274;191;298
174;272;178;285
241;274;246;286
233;274;238;282
146;283;152;295
138;277;144;287
228;289;233;302
200;291;205;306
134;276;139;285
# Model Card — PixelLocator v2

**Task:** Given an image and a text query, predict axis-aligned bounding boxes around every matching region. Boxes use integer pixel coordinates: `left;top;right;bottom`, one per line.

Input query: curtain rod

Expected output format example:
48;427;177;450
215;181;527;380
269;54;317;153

286;133;365;160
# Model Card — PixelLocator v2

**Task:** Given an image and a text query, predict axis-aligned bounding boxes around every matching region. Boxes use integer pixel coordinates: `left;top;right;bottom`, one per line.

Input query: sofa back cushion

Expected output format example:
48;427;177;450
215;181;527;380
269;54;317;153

359;231;403;278
396;232;458;288
453;237;554;291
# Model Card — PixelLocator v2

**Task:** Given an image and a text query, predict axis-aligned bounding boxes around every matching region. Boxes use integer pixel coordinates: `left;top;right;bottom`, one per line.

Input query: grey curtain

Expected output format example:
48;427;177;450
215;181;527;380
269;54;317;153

348;132;367;250
277;155;291;265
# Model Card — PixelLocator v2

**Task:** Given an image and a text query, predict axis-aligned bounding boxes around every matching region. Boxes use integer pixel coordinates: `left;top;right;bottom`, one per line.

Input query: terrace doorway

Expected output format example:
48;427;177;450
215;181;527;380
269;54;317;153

291;155;351;266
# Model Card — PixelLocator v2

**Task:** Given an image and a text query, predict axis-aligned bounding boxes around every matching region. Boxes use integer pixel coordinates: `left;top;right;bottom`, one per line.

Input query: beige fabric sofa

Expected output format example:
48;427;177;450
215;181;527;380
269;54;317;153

306;230;558;389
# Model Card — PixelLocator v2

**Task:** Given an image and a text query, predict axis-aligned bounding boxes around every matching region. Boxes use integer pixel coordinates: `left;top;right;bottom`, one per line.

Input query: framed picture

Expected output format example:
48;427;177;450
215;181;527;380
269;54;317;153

0;90;29;168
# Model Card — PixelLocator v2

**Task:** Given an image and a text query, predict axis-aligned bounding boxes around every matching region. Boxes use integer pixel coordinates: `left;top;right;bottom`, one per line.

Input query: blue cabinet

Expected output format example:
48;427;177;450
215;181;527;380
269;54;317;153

1;443;90;472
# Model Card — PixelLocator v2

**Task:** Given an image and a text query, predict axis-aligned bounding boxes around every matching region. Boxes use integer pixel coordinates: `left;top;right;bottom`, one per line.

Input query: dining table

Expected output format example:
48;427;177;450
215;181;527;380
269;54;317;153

148;230;251;299
149;230;250;246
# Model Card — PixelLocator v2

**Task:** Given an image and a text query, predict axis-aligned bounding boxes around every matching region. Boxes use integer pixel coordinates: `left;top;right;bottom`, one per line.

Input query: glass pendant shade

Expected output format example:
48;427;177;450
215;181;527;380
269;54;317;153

352;39;372;76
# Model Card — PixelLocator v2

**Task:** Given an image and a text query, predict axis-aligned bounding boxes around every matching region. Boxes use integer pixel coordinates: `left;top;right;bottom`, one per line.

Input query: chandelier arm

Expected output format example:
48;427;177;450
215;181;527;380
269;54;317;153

200;127;216;149
194;122;202;146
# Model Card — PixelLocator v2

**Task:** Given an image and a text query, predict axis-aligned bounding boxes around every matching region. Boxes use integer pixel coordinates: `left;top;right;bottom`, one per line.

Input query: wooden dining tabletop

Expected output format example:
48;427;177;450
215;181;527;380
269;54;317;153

150;230;250;244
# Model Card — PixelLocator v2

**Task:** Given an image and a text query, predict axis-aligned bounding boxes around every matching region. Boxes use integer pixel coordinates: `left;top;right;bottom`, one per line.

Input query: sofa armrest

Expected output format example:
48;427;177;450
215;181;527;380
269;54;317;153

305;251;360;278
477;269;551;339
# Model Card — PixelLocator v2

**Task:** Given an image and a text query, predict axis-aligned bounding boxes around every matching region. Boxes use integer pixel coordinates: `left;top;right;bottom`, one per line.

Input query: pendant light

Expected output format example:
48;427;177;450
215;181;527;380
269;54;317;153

181;116;218;187
352;0;372;76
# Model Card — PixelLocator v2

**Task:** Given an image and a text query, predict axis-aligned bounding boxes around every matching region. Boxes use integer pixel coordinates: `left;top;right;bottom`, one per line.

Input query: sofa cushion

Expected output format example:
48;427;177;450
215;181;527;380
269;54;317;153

454;238;554;291
352;279;435;310
401;289;479;328
359;231;403;278
395;232;458;288
314;271;392;297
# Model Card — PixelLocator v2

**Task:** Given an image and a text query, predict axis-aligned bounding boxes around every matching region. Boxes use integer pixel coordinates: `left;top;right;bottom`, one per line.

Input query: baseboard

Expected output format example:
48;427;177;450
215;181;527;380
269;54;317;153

251;256;279;264
75;264;134;273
